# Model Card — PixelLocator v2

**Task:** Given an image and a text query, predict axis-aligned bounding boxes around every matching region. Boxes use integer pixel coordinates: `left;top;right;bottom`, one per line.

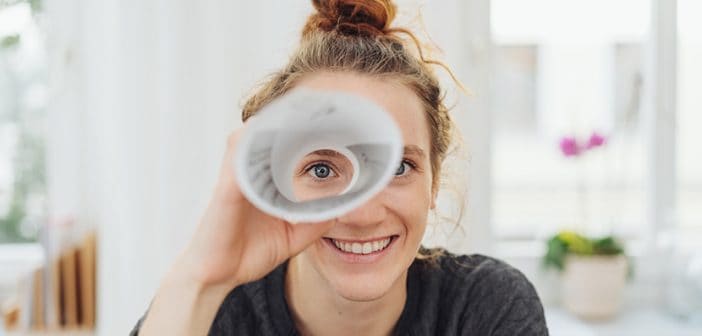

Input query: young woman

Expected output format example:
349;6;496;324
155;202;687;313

132;0;548;335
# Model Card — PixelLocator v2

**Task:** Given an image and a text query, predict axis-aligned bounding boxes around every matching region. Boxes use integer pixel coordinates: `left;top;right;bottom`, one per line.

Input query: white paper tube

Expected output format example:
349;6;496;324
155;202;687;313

233;88;403;222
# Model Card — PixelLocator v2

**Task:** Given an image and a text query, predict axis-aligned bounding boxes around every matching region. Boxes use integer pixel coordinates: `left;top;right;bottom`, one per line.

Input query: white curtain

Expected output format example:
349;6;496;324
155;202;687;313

43;0;489;333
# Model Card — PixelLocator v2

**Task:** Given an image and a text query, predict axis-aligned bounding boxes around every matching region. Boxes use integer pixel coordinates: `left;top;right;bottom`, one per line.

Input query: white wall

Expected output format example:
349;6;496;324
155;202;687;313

45;0;307;332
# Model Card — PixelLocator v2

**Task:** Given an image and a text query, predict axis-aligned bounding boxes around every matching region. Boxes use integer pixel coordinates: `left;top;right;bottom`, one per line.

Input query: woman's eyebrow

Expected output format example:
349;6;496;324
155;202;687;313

404;145;426;158
309;149;343;157
311;146;425;158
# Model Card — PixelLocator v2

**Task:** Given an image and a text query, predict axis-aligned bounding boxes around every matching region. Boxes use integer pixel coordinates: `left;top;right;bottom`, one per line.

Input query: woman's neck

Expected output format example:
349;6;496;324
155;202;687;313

285;256;407;336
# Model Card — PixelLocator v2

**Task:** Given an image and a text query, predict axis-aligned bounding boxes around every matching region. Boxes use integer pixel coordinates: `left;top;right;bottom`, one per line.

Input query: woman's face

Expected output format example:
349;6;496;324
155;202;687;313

291;71;436;302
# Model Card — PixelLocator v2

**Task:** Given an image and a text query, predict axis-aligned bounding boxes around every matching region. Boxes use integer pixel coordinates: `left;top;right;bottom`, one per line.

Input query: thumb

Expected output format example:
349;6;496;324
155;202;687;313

285;220;335;256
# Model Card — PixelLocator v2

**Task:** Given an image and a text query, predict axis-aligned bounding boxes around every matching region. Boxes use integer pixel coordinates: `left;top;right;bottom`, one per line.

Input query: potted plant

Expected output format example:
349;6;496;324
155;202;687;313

544;231;629;320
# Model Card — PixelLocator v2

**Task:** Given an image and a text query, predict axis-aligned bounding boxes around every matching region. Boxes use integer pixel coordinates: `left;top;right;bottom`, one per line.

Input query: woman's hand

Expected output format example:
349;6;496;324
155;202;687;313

139;129;334;335
180;128;335;287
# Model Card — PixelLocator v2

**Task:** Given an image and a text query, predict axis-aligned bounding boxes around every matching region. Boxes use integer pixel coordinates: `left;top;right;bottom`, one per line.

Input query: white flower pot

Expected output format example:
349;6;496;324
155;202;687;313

561;254;628;320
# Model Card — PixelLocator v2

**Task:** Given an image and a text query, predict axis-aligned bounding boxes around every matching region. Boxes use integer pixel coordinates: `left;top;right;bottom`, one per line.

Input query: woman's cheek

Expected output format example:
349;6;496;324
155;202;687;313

386;185;431;233
389;175;433;211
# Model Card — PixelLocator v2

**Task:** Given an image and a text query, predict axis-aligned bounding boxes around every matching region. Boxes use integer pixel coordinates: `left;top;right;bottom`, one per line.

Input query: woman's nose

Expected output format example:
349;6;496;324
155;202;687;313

336;194;387;226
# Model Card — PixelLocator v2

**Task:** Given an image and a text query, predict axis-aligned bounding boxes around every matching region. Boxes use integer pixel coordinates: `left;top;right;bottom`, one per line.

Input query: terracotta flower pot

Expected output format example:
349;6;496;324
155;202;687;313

561;254;628;320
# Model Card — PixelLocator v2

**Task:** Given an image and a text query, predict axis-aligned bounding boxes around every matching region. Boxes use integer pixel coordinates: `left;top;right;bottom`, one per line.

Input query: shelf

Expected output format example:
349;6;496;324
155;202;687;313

5;330;93;336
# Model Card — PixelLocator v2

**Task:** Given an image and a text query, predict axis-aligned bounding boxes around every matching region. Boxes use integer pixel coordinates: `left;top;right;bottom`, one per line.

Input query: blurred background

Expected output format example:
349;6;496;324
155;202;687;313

0;0;700;335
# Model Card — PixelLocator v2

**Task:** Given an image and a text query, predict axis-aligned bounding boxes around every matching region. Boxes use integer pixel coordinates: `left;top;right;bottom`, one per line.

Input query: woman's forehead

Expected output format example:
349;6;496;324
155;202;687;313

296;72;431;154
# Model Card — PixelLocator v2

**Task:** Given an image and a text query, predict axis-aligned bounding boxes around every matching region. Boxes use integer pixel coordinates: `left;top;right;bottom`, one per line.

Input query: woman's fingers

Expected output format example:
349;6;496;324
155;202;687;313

214;129;245;203
223;131;242;178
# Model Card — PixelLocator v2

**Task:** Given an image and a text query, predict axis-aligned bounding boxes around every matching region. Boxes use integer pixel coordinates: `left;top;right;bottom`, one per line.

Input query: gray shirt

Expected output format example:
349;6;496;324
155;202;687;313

131;247;548;335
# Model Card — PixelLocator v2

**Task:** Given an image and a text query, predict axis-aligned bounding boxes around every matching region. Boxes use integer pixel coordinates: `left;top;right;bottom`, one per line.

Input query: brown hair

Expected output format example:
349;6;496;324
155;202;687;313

242;0;457;195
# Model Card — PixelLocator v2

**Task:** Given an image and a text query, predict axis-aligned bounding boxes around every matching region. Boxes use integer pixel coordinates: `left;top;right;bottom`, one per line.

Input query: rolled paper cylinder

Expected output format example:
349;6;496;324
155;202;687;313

233;88;403;223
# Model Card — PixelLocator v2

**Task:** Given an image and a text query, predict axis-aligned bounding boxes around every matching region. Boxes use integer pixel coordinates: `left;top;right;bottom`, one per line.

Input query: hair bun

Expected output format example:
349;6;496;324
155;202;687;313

304;0;397;37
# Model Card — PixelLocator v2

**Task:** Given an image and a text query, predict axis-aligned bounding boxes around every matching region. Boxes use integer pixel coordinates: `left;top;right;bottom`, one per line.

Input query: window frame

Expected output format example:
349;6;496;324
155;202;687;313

477;0;680;249
459;0;682;306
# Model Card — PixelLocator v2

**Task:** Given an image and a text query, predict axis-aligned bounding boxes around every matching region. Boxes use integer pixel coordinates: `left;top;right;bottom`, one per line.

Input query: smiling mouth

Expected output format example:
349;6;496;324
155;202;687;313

323;235;398;255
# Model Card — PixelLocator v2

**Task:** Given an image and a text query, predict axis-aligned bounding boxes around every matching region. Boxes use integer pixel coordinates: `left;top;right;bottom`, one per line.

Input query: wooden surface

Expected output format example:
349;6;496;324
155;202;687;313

6;330;94;336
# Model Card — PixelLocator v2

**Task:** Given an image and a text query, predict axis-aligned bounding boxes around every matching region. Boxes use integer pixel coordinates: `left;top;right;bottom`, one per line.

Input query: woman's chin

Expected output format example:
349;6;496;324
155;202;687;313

325;269;404;302
333;278;392;302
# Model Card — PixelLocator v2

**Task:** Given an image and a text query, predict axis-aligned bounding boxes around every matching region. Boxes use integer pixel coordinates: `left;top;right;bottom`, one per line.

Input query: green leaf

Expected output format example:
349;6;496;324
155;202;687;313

592;237;624;255
543;231;627;273
543;236;569;271
1;0;42;12
1;34;20;49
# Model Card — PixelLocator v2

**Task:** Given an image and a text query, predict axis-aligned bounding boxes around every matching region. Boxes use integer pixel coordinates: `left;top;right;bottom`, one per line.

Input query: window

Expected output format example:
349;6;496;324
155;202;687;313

0;1;46;243
490;0;650;240
677;0;702;231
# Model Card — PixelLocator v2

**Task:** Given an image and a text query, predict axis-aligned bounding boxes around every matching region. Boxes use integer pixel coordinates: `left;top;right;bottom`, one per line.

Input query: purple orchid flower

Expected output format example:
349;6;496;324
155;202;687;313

586;132;606;149
560;137;582;157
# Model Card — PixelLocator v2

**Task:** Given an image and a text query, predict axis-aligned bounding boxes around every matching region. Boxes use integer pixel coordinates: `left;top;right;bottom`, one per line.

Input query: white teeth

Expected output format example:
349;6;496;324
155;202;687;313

352;243;362;254
331;237;393;254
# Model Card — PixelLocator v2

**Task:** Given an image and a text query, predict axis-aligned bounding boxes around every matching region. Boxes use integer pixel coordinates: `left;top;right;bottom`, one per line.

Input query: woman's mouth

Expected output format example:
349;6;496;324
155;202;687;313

322;235;399;263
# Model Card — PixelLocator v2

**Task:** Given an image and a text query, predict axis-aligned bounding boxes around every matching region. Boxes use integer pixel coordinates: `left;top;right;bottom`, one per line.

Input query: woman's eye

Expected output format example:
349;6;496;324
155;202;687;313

395;161;412;176
307;163;336;179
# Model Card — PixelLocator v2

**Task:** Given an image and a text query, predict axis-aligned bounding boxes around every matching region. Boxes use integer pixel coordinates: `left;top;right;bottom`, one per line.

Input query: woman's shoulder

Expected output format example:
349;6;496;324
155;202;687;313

408;246;549;335
415;246;536;295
